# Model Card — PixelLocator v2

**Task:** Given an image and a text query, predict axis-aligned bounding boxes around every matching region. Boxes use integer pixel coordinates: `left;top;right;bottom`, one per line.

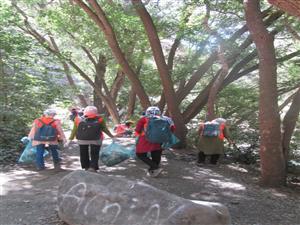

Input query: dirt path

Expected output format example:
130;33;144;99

1;138;299;225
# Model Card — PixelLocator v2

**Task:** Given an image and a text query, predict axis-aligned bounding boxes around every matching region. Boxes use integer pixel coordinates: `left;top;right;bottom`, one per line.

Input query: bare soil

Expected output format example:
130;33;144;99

1;138;299;225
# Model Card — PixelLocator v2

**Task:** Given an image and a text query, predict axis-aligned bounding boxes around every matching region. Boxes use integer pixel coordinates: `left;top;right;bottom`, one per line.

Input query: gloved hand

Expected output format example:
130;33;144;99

21;136;31;144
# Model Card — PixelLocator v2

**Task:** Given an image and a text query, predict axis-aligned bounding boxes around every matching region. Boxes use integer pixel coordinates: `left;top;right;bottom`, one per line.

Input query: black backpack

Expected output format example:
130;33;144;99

76;117;102;140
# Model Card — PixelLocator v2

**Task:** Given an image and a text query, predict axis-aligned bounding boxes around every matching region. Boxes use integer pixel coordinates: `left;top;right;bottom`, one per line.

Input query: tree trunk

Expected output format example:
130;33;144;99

94;55;120;123
268;0;300;17
126;88;136;120
0;51;8;118
93;67;103;114
157;37;181;111
74;0;151;109
244;0;286;187
282;87;300;164
132;0;187;145
49;36;88;107
62;62;88;107
110;70;125;102
206;45;229;121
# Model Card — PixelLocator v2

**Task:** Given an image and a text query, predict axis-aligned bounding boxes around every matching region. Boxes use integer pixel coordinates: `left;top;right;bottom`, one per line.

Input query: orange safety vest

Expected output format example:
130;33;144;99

35;117;57;129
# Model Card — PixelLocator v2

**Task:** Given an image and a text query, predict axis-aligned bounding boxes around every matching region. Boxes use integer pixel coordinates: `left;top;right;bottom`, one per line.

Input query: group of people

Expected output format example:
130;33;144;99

27;105;232;177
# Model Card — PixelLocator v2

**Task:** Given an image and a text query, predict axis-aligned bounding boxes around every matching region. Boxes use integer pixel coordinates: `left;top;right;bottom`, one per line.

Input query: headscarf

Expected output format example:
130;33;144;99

83;106;98;117
145;106;161;117
43;108;57;117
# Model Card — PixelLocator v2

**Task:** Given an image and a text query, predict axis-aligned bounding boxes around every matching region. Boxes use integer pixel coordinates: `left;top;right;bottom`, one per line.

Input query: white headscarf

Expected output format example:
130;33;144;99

83;106;98;117
145;106;161;117
212;118;226;124
43;108;57;117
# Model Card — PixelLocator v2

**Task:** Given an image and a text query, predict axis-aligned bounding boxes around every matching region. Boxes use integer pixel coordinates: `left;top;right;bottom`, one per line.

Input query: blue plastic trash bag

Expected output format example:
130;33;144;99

21;136;30;145
126;146;137;159
162;133;180;149
18;137;49;164
100;142;132;167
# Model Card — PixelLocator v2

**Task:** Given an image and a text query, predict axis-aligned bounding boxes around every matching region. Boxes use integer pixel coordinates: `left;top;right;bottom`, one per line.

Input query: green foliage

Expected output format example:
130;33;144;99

1;0;299;165
0;3;72;163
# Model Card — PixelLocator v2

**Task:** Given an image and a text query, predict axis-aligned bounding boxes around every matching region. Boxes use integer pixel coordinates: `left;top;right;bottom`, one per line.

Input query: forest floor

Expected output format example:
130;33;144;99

1;137;300;225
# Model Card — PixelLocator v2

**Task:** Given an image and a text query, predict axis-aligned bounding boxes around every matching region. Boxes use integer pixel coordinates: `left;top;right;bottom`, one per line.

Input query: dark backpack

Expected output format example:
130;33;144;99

202;122;220;137
76;117;102;140
34;119;57;141
145;117;171;143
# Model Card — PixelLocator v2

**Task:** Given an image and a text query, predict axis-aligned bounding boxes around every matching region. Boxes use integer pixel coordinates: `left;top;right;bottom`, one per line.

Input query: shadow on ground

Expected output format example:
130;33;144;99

1;137;299;225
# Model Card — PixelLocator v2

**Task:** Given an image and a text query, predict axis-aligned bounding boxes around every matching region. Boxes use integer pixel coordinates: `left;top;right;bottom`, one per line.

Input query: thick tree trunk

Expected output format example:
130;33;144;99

132;0;187;145
282;87;300;163
268;0;300;17
244;0;286;187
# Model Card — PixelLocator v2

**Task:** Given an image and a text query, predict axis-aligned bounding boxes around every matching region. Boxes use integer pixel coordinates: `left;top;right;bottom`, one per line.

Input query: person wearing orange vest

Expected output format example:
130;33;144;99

28;108;66;171
197;118;233;166
69;106;114;172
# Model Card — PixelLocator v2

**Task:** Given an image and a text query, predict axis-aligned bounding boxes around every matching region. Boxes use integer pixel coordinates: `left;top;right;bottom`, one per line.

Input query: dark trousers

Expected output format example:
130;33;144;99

136;149;162;171
198;151;220;164
79;144;101;170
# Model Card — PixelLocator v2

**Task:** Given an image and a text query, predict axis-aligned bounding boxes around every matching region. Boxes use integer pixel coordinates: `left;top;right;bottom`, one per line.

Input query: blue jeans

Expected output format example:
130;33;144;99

36;144;60;169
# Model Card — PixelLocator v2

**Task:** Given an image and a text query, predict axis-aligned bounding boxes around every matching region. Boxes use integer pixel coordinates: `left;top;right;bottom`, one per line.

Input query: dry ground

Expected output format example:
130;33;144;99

1;138;299;225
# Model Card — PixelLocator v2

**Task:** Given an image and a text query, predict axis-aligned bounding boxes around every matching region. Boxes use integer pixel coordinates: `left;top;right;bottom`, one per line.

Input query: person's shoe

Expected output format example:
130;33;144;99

196;162;204;167
88;168;97;173
36;167;45;171
150;168;163;178
54;162;61;170
208;163;218;167
147;170;152;177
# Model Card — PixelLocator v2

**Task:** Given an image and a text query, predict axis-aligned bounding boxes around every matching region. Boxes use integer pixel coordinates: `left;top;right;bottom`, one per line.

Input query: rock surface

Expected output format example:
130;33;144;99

58;170;230;225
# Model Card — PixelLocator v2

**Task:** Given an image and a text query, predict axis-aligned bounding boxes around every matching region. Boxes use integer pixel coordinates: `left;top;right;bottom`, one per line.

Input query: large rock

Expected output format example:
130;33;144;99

58;171;230;225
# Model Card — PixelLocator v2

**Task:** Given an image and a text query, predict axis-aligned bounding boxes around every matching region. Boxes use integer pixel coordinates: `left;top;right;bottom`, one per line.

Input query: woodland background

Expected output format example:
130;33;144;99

0;0;299;187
